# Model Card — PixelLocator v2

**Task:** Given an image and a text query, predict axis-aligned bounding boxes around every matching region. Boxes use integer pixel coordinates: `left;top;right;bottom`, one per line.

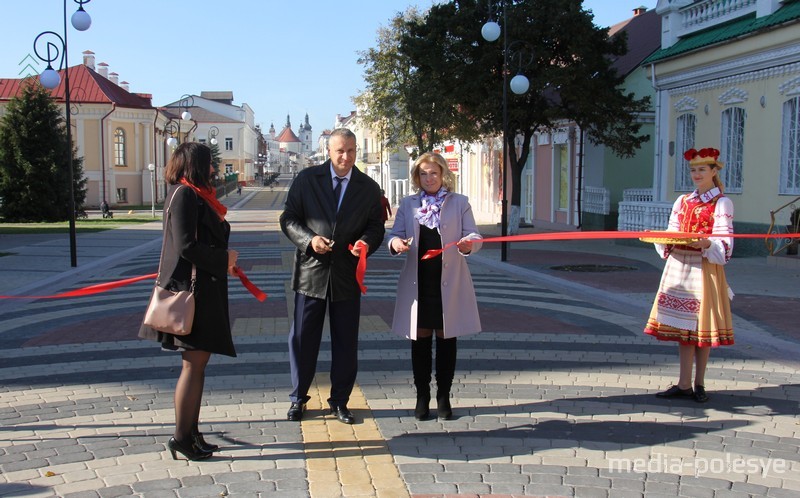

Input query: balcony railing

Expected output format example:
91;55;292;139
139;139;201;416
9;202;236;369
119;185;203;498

582;186;610;215
681;0;757;34
618;188;670;231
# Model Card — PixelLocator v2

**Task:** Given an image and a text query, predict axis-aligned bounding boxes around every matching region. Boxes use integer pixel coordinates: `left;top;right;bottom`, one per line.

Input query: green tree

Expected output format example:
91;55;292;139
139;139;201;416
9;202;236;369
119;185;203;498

355;9;421;153
0;79;86;222
362;0;650;232
210;142;222;172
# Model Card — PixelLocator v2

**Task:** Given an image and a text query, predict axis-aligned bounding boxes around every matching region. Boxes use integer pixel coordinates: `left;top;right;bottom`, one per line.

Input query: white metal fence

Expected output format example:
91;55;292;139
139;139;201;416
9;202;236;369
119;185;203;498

617;188;672;231
582;186;610;215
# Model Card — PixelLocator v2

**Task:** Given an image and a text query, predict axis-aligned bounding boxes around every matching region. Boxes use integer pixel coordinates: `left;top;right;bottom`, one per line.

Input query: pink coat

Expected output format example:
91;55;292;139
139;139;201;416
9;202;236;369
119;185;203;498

387;192;482;340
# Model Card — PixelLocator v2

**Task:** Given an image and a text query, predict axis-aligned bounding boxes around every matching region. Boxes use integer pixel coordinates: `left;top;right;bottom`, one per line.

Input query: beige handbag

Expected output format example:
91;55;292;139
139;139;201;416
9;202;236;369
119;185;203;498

143;186;197;336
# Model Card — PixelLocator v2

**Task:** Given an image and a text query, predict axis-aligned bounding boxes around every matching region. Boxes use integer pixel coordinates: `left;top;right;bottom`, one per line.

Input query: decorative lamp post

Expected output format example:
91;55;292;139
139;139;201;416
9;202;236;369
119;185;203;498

147;163;156;218
33;0;93;268
208;125;219;145
177;94;194;143
165;120;178;148
482;0;531;262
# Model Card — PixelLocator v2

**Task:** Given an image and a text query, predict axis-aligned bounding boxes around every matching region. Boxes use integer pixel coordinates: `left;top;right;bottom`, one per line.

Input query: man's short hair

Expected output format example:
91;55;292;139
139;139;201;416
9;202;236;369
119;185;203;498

330;128;356;142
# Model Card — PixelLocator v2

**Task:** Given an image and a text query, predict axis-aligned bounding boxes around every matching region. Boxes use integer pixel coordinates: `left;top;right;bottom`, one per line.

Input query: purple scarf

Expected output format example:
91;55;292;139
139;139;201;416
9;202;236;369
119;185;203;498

415;188;448;229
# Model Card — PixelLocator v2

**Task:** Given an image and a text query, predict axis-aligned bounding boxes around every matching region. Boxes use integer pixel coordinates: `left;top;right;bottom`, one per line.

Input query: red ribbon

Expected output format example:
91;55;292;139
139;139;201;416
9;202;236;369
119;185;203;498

421;230;800;260
348;240;369;294
233;266;267;302
0;273;158;299
0;267;267;301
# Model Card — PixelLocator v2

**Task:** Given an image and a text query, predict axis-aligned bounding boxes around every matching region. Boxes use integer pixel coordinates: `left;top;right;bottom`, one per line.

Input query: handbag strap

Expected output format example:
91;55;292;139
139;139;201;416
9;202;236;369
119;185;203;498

155;185;197;288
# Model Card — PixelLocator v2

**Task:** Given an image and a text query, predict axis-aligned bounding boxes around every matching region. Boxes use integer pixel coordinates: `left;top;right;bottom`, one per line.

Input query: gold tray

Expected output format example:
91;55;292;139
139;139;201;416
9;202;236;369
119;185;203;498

639;235;699;245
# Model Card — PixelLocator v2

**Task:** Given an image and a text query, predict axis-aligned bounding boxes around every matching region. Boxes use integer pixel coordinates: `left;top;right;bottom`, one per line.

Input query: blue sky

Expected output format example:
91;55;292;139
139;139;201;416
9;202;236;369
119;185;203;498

2;1;655;141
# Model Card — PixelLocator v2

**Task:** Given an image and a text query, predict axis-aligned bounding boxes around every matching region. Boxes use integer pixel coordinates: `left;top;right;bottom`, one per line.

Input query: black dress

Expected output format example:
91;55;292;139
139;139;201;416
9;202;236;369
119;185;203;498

417;224;443;329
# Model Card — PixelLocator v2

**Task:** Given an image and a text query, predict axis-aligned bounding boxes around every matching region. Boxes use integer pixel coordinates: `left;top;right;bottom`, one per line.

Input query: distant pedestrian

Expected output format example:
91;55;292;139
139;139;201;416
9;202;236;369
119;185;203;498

279;128;385;425
387;152;482;420
139;142;239;460
645;147;734;403
380;189;392;222
237;184;242;196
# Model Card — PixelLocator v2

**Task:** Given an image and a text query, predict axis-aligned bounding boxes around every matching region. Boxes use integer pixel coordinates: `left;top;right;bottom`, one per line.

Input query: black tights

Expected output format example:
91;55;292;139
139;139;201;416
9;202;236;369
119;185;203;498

174;350;210;443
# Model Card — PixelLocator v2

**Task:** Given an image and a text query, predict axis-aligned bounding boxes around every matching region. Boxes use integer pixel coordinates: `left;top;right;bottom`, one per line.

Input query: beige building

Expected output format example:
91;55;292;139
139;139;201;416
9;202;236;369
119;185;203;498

0;51;177;208
642;0;800;255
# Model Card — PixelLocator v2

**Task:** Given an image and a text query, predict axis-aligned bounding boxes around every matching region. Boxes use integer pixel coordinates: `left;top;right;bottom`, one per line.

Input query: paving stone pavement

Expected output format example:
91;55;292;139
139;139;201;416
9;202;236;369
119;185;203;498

0;186;798;498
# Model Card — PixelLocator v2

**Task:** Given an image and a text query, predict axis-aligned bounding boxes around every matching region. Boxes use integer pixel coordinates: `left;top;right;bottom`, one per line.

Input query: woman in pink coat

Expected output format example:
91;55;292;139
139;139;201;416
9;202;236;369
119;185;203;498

387;152;482;420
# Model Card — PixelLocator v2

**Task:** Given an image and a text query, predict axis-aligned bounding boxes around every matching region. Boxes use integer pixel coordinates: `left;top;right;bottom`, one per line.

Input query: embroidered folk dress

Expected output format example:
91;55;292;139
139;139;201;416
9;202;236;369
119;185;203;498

644;187;735;347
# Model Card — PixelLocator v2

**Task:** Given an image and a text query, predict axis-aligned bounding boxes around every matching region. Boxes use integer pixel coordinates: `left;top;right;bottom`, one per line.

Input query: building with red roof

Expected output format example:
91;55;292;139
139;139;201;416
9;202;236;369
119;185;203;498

0;51;176;207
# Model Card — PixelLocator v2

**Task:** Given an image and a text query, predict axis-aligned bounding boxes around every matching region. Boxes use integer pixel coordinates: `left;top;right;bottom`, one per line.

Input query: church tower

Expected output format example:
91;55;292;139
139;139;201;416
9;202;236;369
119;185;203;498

299;113;313;154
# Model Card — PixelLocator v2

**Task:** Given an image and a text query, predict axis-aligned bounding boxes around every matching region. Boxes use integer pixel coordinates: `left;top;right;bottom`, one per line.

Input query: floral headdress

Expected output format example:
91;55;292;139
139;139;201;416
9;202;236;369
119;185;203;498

683;148;724;169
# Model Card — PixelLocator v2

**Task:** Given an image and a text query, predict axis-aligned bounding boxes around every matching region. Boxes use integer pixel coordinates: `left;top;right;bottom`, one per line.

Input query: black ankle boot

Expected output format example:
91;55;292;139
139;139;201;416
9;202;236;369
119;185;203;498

435;336;457;420
192;427;218;452
412;336;433;420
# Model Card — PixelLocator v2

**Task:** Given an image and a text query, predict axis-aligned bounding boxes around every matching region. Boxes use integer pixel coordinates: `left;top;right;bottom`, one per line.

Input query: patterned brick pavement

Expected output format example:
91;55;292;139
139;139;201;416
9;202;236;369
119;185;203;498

0;187;798;498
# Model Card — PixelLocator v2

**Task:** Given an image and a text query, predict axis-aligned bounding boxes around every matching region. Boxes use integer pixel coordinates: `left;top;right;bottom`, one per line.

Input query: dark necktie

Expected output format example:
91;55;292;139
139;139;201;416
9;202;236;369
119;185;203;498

333;176;345;209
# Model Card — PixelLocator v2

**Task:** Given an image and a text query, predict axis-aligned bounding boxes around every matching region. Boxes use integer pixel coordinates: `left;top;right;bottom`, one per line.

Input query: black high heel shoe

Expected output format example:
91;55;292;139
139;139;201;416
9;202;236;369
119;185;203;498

192;429;219;452
167;437;212;461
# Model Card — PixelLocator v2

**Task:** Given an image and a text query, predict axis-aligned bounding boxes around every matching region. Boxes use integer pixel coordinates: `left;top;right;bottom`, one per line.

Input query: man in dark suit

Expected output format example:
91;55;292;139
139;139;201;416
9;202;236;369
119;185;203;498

279;128;385;424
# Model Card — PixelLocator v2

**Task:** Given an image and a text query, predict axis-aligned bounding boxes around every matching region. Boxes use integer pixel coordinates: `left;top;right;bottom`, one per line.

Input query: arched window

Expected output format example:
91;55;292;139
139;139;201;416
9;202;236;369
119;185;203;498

114;128;126;166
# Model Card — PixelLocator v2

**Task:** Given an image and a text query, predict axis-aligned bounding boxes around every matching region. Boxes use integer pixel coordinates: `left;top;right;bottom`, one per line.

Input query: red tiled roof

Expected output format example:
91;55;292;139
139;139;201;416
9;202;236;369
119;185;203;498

0;64;153;109
276;126;301;143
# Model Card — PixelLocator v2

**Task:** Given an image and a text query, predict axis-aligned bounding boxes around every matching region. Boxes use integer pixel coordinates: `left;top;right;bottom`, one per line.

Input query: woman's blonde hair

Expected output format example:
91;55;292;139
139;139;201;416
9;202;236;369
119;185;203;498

410;152;457;192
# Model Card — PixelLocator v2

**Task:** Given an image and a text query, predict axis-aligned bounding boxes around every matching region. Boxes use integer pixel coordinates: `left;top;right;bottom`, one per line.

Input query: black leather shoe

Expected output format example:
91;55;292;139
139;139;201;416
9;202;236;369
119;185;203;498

693;385;709;403
330;405;355;424
655;385;694;398
192;430;218;452
167;437;212;461
287;402;306;421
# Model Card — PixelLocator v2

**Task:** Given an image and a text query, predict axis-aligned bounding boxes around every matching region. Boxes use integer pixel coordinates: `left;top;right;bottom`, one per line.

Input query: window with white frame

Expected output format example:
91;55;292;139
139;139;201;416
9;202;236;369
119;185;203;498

225;137;233;151
780;96;800;195
116;188;128;203
113;128;126;166
674;113;695;191
720;107;745;193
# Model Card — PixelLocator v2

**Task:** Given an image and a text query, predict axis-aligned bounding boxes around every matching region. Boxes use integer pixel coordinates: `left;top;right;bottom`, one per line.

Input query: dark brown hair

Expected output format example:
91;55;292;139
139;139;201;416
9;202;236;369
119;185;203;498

165;142;213;188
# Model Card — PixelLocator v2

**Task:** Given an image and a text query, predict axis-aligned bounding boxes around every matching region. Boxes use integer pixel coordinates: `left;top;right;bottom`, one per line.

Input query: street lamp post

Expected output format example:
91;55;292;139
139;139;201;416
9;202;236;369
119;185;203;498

482;0;530;262
177;94;194;143
208;125;219;145
165;120;179;148
147;163;156;218
33;0;92;268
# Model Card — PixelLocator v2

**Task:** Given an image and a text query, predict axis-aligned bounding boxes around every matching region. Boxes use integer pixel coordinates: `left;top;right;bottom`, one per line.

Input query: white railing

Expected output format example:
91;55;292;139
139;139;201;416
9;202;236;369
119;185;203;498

618;201;673;231
681;0;757;32
622;188;654;203
582;186;610;215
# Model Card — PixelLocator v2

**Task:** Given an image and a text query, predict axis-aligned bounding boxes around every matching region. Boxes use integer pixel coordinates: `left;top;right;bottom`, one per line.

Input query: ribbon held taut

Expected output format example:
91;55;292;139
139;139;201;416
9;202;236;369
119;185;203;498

420;230;800;259
0;267;267;301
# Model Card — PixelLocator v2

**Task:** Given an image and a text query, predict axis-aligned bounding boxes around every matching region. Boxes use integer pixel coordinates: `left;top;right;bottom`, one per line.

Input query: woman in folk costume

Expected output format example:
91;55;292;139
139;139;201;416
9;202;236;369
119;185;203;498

646;147;734;403
139;142;239;460
387;152;482;421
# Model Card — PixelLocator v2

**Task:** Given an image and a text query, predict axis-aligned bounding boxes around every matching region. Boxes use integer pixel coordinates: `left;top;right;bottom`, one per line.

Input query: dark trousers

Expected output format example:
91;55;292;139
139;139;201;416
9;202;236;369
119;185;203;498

288;292;360;406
